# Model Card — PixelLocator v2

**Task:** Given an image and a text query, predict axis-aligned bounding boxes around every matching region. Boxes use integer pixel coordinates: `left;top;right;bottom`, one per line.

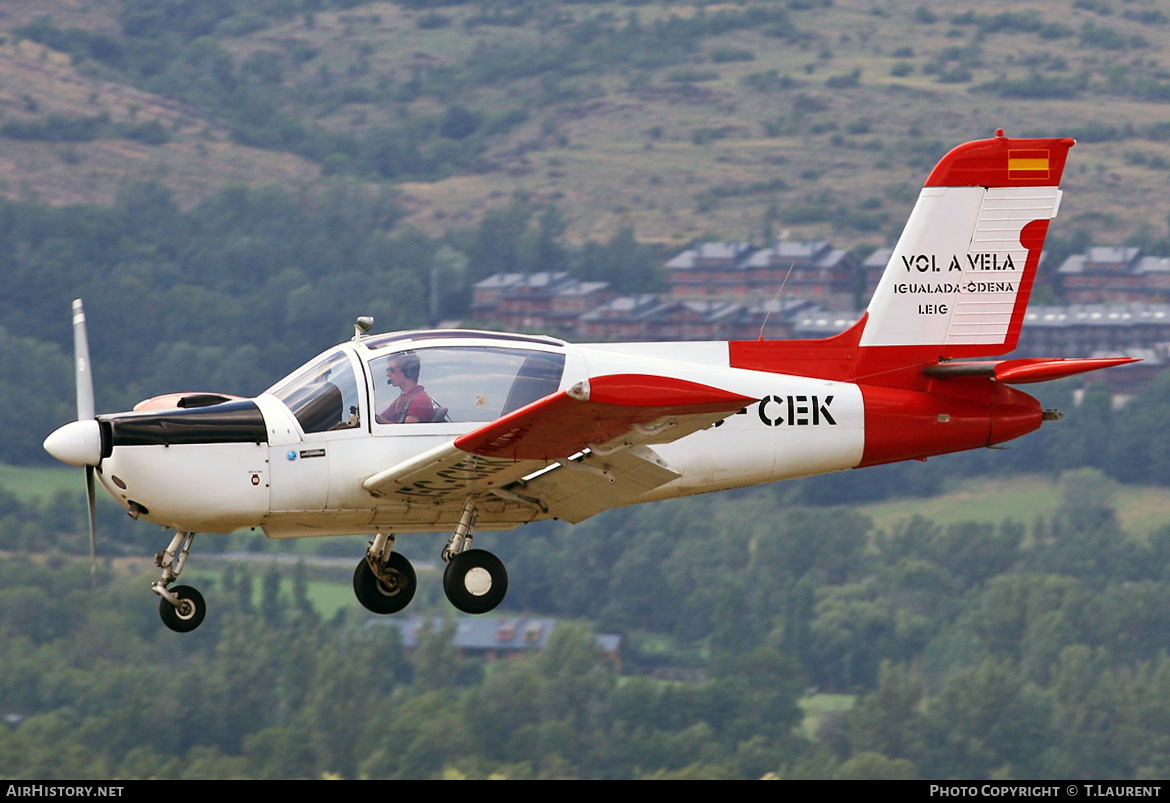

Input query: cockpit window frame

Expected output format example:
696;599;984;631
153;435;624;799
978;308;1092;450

264;347;366;436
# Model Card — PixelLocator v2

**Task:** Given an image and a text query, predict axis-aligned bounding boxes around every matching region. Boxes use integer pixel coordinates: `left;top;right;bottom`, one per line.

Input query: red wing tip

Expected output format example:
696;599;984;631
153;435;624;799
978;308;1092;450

584;374;756;409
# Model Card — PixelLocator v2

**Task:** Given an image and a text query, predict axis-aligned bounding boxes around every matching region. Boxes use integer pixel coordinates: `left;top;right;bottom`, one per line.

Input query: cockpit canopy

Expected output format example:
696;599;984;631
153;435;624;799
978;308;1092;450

266;342;566;434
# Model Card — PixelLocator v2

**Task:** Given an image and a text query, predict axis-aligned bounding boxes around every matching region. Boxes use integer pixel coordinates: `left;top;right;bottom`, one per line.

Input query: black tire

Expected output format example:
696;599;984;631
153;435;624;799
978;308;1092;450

443;549;508;615
159;585;206;633
353;552;416;614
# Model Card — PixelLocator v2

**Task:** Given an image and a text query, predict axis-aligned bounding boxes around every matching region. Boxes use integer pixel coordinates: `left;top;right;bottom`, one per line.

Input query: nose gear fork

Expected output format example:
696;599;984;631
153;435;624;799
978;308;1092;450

152;531;195;606
151;531;206;633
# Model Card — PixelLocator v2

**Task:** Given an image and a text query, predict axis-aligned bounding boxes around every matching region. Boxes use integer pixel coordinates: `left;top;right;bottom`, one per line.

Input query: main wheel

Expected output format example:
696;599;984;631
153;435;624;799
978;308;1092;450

159;585;206;633
443;549;508;615
353;552;416;614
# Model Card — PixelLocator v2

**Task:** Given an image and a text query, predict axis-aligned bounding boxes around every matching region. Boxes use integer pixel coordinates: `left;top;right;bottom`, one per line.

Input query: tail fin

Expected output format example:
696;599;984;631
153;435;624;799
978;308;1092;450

729;131;1076;382
860;131;1074;355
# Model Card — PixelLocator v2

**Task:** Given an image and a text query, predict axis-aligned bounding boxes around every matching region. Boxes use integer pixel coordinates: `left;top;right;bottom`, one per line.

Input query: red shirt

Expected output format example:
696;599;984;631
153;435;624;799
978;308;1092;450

381;385;434;423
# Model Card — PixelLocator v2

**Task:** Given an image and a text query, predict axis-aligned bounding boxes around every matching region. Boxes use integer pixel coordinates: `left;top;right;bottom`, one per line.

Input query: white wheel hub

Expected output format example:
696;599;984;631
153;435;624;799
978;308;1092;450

464;567;493;597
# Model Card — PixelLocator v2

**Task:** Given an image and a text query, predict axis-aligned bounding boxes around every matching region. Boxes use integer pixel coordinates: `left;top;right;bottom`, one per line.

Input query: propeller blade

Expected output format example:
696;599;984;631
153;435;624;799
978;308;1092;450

85;464;97;584
73;299;95;422
72;299;98;584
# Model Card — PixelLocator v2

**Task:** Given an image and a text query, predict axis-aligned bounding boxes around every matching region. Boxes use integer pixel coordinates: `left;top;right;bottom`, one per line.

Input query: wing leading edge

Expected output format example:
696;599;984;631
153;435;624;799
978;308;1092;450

362;374;756;521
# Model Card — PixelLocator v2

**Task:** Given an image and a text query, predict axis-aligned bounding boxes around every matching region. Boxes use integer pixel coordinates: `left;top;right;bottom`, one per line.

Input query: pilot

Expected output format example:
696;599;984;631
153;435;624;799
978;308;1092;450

377;351;435;424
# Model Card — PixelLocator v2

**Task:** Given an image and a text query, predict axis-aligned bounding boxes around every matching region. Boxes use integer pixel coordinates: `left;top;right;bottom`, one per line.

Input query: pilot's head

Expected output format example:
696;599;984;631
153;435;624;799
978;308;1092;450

386;352;421;386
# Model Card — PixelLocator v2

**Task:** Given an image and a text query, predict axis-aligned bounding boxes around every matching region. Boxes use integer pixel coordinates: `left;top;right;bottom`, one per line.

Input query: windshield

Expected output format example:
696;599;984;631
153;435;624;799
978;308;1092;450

266;349;362;433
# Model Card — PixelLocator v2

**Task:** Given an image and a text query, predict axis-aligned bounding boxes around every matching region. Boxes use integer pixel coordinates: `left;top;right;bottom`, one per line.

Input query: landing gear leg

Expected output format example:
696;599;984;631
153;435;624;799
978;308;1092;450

354;533;417;614
152;531;206;633
441;500;508;615
441;499;479;562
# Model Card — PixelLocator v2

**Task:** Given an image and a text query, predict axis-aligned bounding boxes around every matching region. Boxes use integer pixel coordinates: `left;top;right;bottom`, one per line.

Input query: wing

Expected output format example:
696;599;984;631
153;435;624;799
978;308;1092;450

362;374;756;522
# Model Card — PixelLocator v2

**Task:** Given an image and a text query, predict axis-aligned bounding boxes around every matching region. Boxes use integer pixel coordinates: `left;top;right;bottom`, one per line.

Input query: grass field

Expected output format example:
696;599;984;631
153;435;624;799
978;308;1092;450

0;462;81;504
798;693;855;739
855;475;1170;537
856;476;1063;532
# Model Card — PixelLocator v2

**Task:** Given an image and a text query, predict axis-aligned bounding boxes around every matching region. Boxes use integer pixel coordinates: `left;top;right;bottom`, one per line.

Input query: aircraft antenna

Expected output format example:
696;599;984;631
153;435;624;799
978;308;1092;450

758;261;796;341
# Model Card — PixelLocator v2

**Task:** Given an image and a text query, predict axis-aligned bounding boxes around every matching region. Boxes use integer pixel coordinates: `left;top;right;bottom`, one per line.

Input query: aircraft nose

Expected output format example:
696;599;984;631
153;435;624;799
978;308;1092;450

44;419;104;467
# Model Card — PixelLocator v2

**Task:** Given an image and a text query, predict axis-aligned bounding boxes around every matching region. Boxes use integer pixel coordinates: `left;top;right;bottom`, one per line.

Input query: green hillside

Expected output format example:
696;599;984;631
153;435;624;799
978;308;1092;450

5;0;1170;249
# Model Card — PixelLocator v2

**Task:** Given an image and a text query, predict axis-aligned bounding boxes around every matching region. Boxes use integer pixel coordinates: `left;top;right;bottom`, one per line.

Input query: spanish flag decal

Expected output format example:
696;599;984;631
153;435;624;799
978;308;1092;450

1008;149;1050;180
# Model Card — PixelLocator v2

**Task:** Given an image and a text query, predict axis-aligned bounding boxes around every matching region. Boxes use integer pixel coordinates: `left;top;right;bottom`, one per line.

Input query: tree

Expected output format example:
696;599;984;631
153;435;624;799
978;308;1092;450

1108;370;1170;484
834;751;919;779
461;201;533;280
967;573;1085;664
849;661;926;763
572;226;665;293
921;660;1053;779
1038;468;1135;580
1052;382;1113;472
411;618;461;693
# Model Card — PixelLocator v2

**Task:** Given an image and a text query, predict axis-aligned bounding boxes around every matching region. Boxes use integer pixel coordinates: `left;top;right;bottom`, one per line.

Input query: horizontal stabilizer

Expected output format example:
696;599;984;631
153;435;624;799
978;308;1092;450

923;357;1139;384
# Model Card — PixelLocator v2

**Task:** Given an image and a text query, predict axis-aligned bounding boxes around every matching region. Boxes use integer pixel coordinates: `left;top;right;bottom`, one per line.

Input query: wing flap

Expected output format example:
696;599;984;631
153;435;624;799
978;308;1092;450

512;445;681;524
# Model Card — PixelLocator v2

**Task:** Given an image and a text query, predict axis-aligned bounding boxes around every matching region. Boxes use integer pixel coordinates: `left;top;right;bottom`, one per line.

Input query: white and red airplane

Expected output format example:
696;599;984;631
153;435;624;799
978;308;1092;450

44;131;1134;631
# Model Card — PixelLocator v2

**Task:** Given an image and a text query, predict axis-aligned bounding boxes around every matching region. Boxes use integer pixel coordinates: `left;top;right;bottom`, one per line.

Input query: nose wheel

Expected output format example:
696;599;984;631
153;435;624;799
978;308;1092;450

354;549;417;614
158;585;206;633
152;531;208;633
